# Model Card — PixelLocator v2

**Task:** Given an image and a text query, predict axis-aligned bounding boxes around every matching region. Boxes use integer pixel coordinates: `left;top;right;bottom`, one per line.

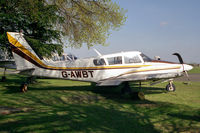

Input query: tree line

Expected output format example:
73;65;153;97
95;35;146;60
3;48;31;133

0;0;126;58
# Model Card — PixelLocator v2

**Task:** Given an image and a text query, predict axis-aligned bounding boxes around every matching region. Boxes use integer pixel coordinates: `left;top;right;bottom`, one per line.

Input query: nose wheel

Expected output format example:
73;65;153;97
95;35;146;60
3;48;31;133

166;80;176;92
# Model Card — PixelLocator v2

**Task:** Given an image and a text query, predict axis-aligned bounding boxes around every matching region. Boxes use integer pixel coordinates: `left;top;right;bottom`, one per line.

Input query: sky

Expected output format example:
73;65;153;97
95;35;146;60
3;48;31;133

65;0;200;63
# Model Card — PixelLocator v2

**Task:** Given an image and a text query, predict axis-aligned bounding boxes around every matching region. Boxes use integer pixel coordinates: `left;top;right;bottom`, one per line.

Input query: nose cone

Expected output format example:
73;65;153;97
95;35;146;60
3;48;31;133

183;64;193;71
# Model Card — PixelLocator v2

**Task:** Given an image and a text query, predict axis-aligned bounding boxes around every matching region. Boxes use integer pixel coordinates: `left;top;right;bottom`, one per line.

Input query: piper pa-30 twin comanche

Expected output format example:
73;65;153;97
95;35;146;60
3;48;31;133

7;32;193;98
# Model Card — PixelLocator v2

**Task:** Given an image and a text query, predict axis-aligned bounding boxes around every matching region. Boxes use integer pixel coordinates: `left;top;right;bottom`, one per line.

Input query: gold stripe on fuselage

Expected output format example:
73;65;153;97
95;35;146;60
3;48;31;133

123;66;181;75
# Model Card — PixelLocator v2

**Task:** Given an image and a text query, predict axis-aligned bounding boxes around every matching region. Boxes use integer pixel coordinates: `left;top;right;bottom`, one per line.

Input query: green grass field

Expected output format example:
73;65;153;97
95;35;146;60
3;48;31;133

0;73;200;133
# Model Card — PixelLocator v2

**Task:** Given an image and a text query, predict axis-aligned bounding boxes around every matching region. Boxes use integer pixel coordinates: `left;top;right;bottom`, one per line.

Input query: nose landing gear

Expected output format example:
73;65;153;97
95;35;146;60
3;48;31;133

166;80;176;92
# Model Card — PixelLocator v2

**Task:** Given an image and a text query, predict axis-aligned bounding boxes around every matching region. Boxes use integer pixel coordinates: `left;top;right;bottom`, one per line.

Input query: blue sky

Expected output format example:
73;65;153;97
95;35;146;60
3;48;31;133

66;0;200;63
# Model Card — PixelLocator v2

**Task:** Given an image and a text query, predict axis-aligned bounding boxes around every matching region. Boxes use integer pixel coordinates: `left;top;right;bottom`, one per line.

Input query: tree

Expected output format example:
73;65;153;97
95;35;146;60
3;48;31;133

53;0;127;48
0;0;63;58
0;0;126;58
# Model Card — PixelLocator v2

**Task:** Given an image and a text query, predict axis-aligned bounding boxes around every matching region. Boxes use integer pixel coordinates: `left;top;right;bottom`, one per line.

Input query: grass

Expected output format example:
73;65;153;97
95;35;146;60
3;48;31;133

0;73;200;133
189;66;200;74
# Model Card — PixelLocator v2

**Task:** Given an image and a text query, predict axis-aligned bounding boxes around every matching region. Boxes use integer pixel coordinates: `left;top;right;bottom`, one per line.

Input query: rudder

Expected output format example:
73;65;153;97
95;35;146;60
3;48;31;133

7;32;42;71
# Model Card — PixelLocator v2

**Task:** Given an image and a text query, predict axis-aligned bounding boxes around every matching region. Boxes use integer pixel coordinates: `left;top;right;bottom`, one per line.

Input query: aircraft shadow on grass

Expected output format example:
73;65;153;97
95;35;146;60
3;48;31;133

4;79;165;95
2;85;200;132
168;113;200;122
3;83;166;109
2;74;165;97
1;78;200;132
0;102;161;133
1;78;161;132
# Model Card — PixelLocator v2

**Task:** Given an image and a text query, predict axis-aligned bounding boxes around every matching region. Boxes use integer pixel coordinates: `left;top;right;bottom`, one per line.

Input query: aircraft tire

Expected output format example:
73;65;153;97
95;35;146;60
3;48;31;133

20;83;28;92
131;92;145;100
138;92;145;100
166;83;176;92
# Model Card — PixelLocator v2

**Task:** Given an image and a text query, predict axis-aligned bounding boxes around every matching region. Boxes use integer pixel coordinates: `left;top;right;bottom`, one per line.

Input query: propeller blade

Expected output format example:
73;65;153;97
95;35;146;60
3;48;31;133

173;53;184;64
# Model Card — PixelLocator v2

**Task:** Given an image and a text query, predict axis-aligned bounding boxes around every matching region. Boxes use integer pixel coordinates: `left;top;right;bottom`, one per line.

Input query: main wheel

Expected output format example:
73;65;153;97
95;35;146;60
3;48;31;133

138;92;145;100
131;92;145;100
166;83;176;92
20;83;28;92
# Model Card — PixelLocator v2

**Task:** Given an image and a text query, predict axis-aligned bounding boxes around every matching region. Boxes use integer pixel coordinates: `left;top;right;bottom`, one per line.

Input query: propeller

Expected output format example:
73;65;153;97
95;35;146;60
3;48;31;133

173;53;192;83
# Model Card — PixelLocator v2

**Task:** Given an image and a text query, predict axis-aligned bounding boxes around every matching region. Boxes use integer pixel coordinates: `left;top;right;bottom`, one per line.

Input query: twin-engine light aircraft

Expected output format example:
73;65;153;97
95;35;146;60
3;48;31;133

7;32;193;96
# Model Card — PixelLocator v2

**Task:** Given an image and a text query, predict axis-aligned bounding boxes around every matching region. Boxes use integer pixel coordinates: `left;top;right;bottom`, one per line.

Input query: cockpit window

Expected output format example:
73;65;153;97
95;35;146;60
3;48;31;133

140;53;152;62
107;56;122;65
124;55;141;64
93;58;106;66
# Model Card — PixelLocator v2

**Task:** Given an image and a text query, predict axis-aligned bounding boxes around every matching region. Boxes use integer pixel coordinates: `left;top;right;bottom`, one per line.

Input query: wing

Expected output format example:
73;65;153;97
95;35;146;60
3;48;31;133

96;80;122;86
96;72;181;86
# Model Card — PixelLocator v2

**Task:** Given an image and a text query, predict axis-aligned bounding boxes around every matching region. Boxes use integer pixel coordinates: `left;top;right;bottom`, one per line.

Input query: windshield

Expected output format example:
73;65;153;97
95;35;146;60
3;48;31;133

140;53;152;62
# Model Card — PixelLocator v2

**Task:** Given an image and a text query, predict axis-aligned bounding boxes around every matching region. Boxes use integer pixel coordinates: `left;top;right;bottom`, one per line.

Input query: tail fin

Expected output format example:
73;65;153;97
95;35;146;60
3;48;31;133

7;32;43;71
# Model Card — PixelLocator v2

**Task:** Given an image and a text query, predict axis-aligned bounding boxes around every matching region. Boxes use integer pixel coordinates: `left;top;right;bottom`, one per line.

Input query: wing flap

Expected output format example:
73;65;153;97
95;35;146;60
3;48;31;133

96;80;122;86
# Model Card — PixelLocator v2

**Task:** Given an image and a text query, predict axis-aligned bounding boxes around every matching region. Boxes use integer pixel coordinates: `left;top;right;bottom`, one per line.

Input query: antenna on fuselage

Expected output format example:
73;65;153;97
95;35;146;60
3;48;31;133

93;48;102;56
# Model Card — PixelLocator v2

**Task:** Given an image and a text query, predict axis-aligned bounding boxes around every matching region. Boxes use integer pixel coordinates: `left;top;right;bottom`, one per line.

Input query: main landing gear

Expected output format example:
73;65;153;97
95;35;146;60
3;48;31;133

20;83;28;92
121;82;145;100
20;77;36;92
1;68;7;82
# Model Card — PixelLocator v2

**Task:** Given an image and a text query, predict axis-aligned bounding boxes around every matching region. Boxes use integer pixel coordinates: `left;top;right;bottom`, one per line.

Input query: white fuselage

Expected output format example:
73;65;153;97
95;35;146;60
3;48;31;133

20;52;188;86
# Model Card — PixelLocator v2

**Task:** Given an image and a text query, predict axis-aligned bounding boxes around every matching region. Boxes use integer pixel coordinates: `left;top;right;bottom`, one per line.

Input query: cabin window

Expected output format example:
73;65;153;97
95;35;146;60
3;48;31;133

140;54;152;62
124;55;142;64
93;58;106;66
60;55;66;61
53;56;59;61
107;56;122;65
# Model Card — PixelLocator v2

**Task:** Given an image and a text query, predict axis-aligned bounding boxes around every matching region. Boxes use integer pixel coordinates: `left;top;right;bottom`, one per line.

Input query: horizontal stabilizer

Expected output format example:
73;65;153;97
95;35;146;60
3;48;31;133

18;68;35;75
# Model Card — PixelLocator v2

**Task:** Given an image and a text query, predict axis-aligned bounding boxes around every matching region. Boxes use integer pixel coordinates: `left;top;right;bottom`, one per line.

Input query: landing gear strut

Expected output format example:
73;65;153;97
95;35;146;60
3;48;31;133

1;68;7;82
166;80;176;92
121;82;145;100
20;76;36;92
121;82;132;94
20;83;28;92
